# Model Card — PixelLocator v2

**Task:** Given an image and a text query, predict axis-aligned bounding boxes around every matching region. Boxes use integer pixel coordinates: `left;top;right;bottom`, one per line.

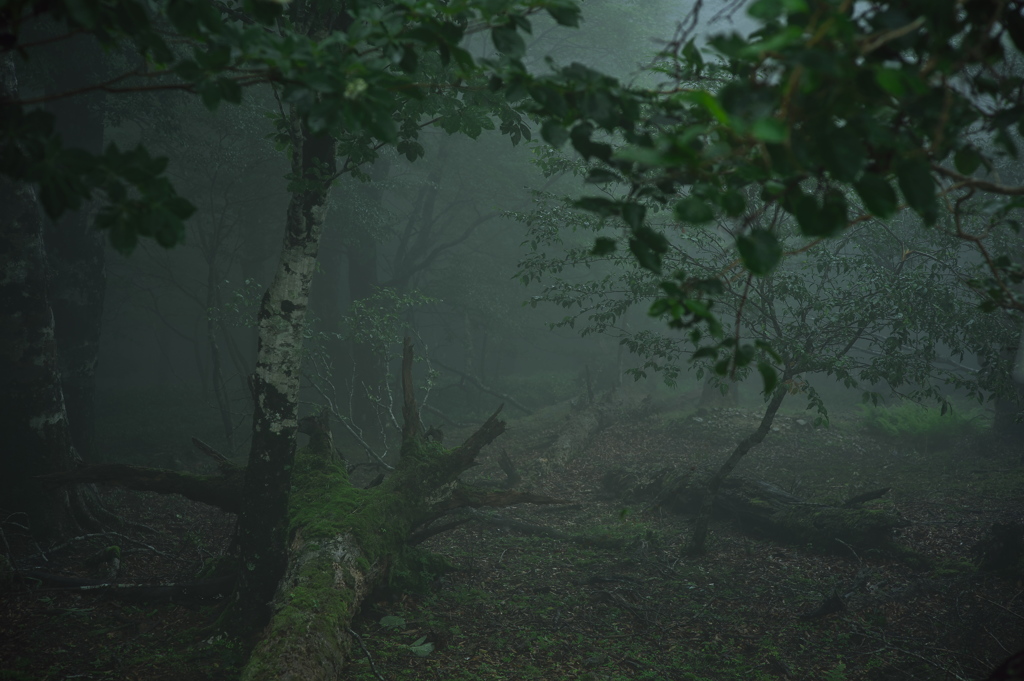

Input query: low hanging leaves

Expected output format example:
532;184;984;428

737;230;782;276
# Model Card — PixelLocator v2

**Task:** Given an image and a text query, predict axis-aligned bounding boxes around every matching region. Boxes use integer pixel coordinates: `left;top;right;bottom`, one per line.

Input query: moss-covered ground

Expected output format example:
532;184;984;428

1;390;1021;680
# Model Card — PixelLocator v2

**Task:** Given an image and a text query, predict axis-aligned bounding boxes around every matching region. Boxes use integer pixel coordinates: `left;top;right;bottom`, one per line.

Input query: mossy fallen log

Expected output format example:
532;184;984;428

240;410;507;680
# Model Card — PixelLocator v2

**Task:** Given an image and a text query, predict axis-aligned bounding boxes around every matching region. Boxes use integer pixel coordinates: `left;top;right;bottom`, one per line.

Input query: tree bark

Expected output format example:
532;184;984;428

0;54;95;540
233;108;337;633
44;37;108;464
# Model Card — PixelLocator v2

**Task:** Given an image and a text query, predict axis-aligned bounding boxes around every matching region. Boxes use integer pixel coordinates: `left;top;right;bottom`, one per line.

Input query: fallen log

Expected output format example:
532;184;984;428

40;340;557;679
240;338;545;680
38;463;244;513
602;467;908;556
241;409;508;680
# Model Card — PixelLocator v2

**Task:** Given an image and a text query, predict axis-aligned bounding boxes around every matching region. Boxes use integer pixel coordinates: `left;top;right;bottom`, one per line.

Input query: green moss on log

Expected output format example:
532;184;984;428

241;433;467;680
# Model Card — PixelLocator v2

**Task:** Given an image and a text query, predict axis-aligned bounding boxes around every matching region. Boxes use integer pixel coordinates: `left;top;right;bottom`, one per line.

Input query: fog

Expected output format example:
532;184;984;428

3;1;1023;679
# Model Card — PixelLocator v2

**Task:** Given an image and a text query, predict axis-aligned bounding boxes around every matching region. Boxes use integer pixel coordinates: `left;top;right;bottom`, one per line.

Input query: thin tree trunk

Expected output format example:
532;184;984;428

688;380;790;555
233;109;336;634
344;158;390;430
206;259;236;455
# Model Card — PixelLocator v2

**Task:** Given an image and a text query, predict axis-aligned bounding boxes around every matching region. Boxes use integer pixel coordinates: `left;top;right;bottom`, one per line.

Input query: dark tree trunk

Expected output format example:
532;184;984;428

688;379;790;555
0;54;94;539
43;38;108;463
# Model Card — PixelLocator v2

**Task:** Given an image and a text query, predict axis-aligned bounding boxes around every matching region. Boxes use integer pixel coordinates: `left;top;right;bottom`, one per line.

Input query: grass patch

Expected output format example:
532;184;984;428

856;400;989;445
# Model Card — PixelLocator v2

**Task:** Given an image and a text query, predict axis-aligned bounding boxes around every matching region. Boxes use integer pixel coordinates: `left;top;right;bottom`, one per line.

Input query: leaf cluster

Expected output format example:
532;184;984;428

506;0;1024;387
1;0;582;251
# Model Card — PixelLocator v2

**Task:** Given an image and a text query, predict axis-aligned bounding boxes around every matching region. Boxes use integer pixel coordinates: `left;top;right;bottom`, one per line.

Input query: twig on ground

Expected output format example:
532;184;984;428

349;627;385;681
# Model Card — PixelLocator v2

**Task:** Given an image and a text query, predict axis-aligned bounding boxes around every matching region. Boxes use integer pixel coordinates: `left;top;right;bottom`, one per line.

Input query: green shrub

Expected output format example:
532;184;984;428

857;400;988;442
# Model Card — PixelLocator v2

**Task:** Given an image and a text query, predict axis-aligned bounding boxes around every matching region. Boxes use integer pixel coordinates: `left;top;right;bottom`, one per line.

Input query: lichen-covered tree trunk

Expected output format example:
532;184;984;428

234;106;337;632
0;54;95;540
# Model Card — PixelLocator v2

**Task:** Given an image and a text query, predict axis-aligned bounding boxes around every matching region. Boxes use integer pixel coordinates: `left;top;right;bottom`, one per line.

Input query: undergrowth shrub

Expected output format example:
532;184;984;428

857;401;988;443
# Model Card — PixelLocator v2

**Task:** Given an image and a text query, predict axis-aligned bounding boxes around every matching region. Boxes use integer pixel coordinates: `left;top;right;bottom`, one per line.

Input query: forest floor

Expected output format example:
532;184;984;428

1;396;1022;681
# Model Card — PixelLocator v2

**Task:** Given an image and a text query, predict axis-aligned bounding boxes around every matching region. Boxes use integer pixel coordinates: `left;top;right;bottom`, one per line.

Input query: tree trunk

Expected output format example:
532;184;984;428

44;38;108;464
233;109;336;634
688;381;789;555
0;54;95;539
206;259;236;455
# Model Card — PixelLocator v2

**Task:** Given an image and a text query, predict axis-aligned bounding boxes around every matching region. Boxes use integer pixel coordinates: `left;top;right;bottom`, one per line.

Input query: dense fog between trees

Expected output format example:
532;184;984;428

2;0;1024;679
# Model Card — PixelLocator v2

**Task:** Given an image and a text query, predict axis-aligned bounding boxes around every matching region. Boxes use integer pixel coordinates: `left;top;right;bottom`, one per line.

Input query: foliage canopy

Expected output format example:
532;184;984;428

503;0;1024;388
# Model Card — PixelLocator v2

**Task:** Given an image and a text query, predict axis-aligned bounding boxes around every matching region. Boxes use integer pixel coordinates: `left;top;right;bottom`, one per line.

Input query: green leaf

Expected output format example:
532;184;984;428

757;360;779;394
679;91;729;125
217;78;242;105
380;615;405;629
673;196;715;224
954;146;983;175
751;118;787;143
896;158;937;225
197;45;231;71
621;202;646;230
539;120;567;147
492;26;525;58
681;39;703;71
64;0;99;29
818;189;849;236
629;237;661;274
854;173;898;218
820;132;864;182
199;81;221;110
875;68;905;96
720;190;746;217
633;225;668;254
749;0;807;19
613;145;666;166
575;196;618;216
175;60;204;82
408;637;434;658
737;229;782;276
787;190;821;234
591;237;617;255
585;168;621;184
1004;7;1024;53
748;0;785;20
546;5;581;27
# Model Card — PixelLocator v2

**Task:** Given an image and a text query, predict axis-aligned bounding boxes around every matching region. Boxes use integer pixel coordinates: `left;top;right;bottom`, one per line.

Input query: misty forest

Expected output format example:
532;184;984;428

3;0;1024;679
